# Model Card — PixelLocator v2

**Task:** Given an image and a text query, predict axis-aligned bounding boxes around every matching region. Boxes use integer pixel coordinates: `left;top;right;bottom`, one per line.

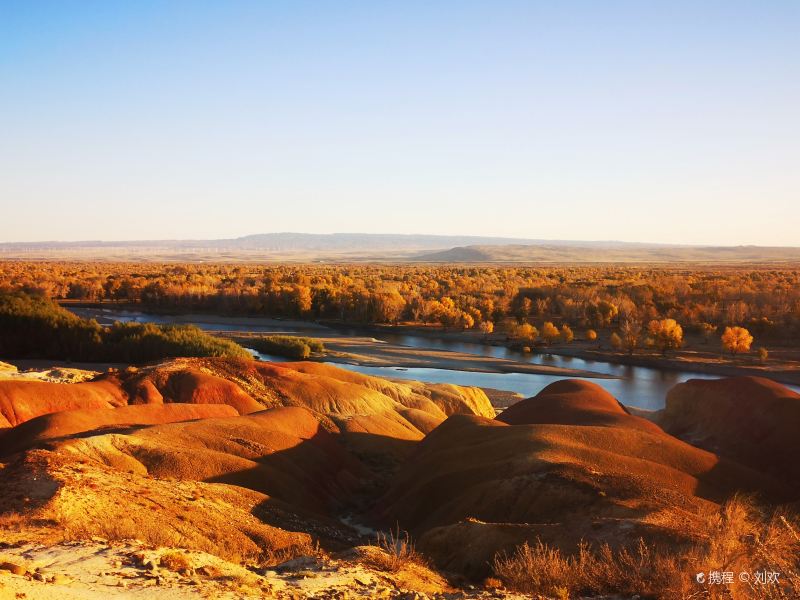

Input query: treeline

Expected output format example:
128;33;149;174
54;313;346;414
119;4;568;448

0;291;249;363
2;262;800;344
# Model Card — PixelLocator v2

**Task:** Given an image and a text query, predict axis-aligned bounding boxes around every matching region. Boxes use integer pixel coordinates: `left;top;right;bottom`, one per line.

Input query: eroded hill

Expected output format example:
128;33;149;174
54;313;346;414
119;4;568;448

0;362;798;598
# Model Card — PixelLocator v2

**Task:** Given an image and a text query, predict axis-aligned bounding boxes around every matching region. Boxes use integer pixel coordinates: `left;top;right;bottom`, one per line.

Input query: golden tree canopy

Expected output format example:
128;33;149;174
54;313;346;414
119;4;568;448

721;326;753;355
541;321;560;344
647;319;683;354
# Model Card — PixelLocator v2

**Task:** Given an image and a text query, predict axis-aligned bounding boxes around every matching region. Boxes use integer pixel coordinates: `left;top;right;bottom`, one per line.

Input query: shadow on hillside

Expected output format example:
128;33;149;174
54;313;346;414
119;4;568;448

202;428;418;549
694;455;797;506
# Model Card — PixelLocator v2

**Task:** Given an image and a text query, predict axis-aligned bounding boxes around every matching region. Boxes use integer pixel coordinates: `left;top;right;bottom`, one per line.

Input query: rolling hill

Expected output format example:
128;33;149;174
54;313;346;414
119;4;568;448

2;233;800;263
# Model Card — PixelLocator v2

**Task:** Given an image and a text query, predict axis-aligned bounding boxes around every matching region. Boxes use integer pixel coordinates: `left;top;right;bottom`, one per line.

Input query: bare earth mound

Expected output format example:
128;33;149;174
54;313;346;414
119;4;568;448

0;379;126;428
0;358;495;581
0;403;239;456
379;382;791;578
2;360;798;596
658;376;800;495
497;379;661;434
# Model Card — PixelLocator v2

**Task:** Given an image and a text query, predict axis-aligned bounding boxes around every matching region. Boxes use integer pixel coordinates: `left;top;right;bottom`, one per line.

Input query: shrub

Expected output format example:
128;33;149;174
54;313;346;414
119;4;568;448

104;321;250;362
245;335;325;360
160;551;192;574
368;526;426;573
493;497;799;599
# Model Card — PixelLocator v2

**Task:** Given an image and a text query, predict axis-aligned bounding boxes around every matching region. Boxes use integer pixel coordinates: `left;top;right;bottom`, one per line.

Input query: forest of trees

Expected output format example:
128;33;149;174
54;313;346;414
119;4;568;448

1;262;799;353
0;291;249;362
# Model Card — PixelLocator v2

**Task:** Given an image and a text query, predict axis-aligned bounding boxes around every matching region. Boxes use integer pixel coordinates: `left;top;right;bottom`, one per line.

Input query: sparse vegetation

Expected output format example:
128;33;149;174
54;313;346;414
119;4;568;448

243;335;325;360
160;551;192;573
493;496;799;599
368;526;426;573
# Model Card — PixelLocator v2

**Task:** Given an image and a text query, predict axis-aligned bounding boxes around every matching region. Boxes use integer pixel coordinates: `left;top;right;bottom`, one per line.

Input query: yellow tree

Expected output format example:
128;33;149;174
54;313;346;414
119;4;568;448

456;311;475;330
619;318;642;355
585;329;598;342
560;324;574;343
721;326;753;356
541;321;560;345
648;319;683;355
610;332;622;350
511;322;539;344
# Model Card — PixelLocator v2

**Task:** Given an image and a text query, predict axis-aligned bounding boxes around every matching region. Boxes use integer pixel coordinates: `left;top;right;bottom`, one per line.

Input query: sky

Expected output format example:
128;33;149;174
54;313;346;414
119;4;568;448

1;1;798;245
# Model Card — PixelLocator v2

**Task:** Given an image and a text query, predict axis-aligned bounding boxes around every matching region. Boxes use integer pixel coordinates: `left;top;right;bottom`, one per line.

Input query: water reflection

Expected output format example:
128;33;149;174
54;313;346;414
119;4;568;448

69;308;800;411
328;363;710;411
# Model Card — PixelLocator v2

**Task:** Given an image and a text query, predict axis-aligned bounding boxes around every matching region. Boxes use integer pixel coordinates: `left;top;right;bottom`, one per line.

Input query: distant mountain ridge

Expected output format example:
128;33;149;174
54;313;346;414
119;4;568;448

414;243;800;263
0;232;665;251
1;233;798;263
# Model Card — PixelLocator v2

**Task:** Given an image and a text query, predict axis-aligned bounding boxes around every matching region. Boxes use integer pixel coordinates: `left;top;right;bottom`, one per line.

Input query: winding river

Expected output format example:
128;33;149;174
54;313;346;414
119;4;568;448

68;307;799;411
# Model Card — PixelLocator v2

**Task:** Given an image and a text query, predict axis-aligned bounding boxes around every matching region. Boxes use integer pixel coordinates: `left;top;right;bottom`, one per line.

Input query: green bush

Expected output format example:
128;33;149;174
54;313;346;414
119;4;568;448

0;291;250;363
245;335;325;360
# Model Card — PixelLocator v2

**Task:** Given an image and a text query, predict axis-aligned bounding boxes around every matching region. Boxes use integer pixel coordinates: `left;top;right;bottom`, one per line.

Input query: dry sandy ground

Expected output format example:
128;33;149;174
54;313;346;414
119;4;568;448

0;541;526;599
227;332;614;379
0;362;99;384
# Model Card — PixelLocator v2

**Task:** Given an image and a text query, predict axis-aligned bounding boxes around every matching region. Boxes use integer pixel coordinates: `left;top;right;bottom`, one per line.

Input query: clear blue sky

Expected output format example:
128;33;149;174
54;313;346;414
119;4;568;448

1;1;798;245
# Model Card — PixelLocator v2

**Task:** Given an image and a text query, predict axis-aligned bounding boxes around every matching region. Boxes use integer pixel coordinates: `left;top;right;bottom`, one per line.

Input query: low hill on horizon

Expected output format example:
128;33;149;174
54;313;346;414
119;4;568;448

413;243;800;263
2;232;800;263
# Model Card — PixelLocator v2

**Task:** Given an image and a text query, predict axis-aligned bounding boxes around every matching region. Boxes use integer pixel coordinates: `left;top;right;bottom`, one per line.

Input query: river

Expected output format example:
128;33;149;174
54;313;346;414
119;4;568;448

68;307;798;411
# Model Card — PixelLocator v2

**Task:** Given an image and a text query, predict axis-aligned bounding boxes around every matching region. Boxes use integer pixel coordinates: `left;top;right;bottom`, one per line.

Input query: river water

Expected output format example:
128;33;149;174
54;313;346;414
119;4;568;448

68;307;798;411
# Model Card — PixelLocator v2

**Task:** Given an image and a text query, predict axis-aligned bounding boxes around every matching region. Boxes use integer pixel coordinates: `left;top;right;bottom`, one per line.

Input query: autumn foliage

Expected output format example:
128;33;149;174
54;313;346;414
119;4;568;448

722;326;754;356
0;262;798;349
0;291;249;362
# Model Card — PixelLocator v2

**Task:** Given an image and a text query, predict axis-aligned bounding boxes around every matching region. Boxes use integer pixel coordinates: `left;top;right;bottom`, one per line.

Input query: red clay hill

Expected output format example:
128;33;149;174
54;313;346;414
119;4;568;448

1;361;798;594
379;380;796;578
657;376;800;495
0;358;495;565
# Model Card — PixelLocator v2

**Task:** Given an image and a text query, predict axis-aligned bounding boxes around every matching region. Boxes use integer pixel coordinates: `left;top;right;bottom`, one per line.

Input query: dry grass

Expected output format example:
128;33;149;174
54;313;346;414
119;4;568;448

493;496;799;599
54;506;322;568
367;526;427;573
160;550;192;573
0;511;26;532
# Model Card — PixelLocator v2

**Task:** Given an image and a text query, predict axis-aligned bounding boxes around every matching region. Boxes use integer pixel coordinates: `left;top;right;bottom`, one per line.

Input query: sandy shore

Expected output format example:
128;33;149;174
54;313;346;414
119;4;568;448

227;331;616;379
339;323;800;387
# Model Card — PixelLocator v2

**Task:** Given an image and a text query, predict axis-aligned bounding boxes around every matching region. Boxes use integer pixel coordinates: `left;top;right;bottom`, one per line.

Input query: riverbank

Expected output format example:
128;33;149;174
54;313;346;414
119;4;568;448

58;305;800;409
339;323;800;387
64;303;800;386
224;330;616;379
